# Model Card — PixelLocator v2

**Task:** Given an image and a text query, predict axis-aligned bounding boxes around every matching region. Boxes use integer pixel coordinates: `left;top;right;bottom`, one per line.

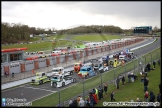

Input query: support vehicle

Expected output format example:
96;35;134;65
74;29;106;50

31;72;51;85
51;74;76;88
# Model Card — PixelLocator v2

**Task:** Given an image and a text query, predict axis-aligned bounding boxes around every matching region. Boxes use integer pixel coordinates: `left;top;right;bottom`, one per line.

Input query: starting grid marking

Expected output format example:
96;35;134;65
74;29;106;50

20;86;56;93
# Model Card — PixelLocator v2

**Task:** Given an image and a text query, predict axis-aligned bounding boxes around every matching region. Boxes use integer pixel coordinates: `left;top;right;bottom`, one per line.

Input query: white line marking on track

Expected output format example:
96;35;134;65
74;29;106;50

21;86;56;93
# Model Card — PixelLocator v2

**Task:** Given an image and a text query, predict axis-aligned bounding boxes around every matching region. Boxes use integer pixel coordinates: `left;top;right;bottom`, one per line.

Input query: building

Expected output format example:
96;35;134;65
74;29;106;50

1;48;28;63
134;26;152;34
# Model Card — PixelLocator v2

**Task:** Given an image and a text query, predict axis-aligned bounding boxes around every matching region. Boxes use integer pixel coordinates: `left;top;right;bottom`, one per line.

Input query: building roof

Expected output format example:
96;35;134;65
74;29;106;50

1;47;28;53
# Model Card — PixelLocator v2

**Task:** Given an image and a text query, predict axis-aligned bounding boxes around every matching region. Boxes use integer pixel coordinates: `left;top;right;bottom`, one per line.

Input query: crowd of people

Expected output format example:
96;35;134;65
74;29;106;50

57;59;161;107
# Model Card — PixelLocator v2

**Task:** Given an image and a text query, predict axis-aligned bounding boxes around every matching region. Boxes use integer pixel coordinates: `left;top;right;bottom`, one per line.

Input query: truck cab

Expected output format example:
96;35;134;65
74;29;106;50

113;58;121;68
102;55;109;66
51;74;76;88
31;72;51;85
74;62;83;73
78;66;96;79
52;67;73;76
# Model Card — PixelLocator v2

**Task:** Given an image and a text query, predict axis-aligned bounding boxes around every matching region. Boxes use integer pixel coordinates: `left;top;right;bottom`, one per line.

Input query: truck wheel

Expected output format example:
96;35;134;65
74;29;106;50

85;74;89;79
53;82;57;87
62;82;65;87
39;80;43;85
73;78;76;83
70;71;73;75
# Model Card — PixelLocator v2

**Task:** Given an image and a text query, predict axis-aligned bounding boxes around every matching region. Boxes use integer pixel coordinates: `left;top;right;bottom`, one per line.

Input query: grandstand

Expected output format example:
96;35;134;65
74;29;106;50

134;26;152;34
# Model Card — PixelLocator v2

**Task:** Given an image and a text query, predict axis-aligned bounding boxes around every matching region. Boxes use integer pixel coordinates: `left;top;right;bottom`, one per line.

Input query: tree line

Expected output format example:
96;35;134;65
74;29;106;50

1;22;161;44
1;22;55;44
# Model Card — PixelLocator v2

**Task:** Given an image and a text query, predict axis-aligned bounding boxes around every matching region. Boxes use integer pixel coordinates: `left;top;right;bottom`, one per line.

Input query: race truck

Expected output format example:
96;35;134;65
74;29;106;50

73;62;93;72
111;58;121;68
98;64;109;73
74;62;83;73
91;59;107;72
121;48;135;59
52;67;73;76
102;55;110;66
78;65;96;79
119;55;130;62
51;73;76;88
31;72;51;85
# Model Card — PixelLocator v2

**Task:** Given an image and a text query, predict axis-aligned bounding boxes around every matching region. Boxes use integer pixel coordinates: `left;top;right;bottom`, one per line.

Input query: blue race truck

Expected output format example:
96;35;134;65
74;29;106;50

78;65;96;79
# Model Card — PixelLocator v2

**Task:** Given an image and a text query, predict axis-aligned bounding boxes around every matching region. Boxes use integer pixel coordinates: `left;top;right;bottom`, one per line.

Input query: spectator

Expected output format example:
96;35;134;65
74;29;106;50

122;76;125;85
137;97;142;102
92;93;98;104
144;91;149;102
144;77;149;92
72;99;78;107
85;97;90;107
32;69;35;74
147;63;151;72
130;73;135;82
78;97;85;107
153;61;156;69
101;86;104;99
116;77;120;89
158;59;160;66
128;72;131;83
69;98;73;107
157;93;161;103
89;93;95;107
149;91;155;102
98;86;102;100
5;71;9;78
159;83;161;93
92;88;96;94
77;96;81;104
12;72;14;78
110;92;115;102
103;83;108;96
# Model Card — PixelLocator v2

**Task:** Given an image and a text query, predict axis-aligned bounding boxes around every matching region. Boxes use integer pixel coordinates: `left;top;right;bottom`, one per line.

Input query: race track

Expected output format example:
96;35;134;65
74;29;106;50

2;37;161;103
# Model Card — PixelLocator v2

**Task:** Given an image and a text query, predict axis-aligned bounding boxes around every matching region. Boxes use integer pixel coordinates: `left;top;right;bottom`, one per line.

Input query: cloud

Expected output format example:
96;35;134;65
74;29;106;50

2;2;160;30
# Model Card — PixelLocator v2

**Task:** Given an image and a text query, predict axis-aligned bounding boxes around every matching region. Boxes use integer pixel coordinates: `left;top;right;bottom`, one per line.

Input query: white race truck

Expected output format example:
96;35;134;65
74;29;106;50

91;59;108;73
51;73;76;88
52;67;73;76
98;64;109;73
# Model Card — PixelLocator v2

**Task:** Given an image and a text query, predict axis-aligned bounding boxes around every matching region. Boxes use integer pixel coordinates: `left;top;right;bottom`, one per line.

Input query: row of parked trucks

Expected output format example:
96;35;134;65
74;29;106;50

31;49;135;87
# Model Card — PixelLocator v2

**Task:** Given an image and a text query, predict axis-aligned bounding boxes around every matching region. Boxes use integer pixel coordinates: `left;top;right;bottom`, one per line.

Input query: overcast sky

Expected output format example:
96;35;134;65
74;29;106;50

2;1;160;30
